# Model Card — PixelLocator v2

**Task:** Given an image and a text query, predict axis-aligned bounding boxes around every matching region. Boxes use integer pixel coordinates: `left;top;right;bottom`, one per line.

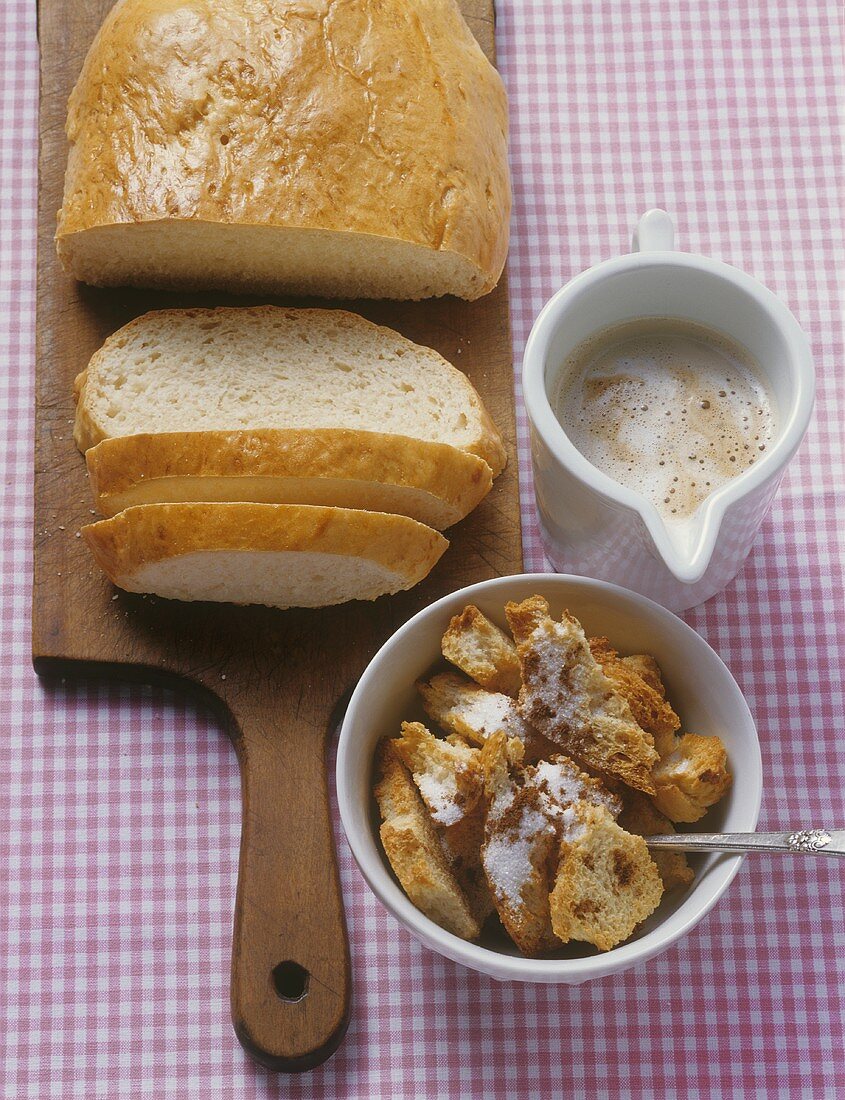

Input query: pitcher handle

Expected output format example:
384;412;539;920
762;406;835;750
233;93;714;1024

634;209;675;252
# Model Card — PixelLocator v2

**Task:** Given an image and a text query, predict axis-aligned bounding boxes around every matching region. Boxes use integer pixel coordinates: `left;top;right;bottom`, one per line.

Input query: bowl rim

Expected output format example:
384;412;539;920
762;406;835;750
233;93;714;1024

336;573;763;982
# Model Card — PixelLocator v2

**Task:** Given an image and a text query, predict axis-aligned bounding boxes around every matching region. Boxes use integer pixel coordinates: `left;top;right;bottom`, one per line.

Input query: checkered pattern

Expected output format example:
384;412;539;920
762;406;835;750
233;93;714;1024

2;0;843;1094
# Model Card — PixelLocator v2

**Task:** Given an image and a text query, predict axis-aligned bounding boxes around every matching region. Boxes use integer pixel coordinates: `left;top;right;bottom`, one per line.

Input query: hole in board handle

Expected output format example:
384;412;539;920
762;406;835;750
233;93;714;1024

272;960;310;1002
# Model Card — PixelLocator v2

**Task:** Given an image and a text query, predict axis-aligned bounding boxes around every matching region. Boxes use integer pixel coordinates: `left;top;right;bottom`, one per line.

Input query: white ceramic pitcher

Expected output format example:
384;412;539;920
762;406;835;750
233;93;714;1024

522;210;815;611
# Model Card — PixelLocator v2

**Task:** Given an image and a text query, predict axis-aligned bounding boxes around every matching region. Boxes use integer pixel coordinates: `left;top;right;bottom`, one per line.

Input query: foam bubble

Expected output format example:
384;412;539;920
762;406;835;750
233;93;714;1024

553;319;777;522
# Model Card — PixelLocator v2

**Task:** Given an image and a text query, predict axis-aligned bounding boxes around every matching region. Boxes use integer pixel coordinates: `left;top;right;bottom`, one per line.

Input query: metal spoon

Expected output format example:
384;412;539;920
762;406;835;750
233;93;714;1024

645;828;845;858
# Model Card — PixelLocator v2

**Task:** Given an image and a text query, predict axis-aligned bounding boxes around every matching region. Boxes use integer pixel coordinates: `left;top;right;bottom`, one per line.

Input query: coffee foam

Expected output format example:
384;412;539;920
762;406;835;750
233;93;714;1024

554;319;776;522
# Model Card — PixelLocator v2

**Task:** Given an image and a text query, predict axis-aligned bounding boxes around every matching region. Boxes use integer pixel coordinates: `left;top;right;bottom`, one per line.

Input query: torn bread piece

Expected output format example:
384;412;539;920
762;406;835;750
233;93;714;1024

527;755;623;820
418;671;534;746
393;721;482;826
438;809;495;926
590;637;680;756
620;653;667;697
480;735;560;956
506;596;659;793
550;803;664;952
652;733;732;823
480;744;622;956
441;605;521;696
618;790;694;891
374;739;480;941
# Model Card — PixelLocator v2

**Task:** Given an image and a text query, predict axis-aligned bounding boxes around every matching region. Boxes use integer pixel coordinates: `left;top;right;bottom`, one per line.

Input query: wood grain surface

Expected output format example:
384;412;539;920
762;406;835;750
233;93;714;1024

34;0;520;1073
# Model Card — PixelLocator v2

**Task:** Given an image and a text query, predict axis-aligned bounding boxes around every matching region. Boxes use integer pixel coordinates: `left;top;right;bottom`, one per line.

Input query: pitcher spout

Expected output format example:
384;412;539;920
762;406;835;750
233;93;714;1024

653;511;718;586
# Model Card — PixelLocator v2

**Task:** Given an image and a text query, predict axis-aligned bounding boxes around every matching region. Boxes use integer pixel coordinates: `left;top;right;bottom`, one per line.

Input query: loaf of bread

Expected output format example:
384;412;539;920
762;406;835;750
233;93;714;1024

82;502;447;609
74;308;507;477
56;0;510;300
85;428;493;529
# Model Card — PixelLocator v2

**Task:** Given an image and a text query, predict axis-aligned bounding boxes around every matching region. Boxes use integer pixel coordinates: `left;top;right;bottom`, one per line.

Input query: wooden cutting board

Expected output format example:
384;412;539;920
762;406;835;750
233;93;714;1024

34;0;521;1073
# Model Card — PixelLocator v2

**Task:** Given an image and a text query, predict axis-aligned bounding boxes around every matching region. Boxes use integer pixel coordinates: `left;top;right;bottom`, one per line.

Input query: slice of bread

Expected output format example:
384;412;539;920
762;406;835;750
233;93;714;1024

374;740;481;941
506;596;659;794
73;308;507;478
441;604;521;695
549;803;664;952
85;428;493;529
82;502;447;609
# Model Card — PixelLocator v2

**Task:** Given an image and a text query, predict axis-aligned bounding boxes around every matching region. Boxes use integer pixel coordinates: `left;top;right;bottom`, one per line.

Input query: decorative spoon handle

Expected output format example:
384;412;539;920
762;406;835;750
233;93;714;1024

645;828;845;857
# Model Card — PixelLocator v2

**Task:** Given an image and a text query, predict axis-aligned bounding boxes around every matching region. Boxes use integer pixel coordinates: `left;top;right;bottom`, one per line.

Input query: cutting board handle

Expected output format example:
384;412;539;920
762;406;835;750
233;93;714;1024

226;692;351;1072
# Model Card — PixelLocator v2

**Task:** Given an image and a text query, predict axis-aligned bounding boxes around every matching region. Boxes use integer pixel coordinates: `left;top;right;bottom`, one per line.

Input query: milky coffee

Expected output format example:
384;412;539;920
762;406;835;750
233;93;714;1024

553;318;776;522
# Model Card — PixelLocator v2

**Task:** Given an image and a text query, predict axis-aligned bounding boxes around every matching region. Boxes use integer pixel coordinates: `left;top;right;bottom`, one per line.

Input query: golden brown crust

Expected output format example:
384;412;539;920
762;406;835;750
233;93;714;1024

438;809;494;926
652;733;733;823
441;604;521;695
620;653;666;697
57;0;510;298
85;428;493;527
72;306;508;476
506;597;659;794
590;637;680;755
82;501;448;590
374;740;481;940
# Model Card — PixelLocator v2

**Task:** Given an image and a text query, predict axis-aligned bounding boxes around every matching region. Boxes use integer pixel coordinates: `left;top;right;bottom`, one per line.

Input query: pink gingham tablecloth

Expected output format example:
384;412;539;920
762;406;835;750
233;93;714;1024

2;0;844;1095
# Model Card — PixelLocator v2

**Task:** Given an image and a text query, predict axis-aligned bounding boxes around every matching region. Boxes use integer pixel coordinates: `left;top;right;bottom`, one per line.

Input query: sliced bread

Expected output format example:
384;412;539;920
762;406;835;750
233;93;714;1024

85;428;493;529
82;502;447;609
73;307;507;477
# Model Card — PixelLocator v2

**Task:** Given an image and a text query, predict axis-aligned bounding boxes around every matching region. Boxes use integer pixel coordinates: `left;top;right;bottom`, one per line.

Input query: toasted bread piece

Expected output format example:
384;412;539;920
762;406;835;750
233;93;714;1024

527;755;623;819
652;733;733;823
417;671;534;746
590;637;680;756
478;744;622;956
478;730;523;797
441;605;521;696
393;721;482;826
506;596;658;793
438;809;495;926
621;654;666;697
480;742;560;957
618;791;694;890
550;803;664;951
374;739;480;940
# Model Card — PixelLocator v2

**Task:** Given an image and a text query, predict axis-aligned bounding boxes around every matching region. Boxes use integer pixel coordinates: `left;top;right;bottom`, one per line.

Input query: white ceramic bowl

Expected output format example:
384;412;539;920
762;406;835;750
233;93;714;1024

337;574;762;982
